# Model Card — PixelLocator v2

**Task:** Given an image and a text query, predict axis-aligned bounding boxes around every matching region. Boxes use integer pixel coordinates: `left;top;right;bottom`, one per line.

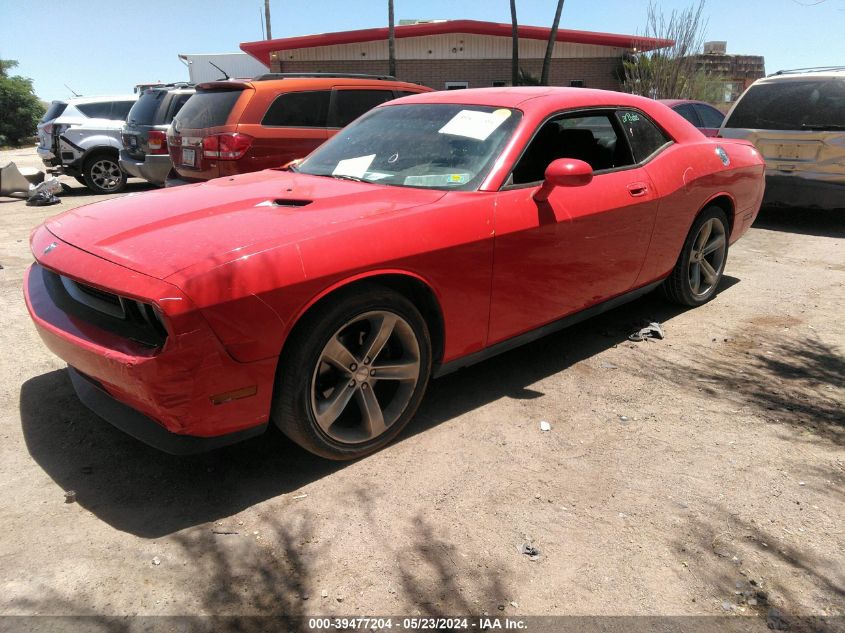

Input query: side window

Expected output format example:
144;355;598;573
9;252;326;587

333;90;397;127
77;102;112;118
674;103;702;127
110;101;135;121
512;112;634;185
261;91;331;127
166;93;193;123
616;110;670;163
695;104;725;128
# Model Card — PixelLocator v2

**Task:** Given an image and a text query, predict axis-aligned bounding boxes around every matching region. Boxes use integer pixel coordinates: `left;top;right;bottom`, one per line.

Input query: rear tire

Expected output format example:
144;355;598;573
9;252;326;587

272;284;432;460
662;206;730;306
82;151;127;194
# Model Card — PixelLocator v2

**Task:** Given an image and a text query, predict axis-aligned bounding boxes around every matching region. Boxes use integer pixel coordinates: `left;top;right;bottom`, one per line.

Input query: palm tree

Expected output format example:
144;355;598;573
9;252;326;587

388;0;397;77
510;0;519;86
541;0;565;85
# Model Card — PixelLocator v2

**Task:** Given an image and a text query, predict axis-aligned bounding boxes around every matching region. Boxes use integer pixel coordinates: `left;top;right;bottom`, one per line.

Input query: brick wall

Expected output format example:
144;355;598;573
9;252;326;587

269;57;623;91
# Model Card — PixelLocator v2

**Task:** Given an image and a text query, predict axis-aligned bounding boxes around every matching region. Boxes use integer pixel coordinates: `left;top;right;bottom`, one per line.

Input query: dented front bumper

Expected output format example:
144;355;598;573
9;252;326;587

23;226;276;452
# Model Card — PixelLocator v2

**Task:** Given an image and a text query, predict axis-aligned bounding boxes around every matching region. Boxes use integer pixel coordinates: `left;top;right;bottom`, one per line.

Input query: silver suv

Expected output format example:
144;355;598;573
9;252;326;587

720;68;845;210
37;95;137;194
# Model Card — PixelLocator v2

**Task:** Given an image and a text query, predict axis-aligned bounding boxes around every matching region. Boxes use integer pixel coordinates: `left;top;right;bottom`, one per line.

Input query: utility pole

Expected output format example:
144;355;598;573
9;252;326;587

388;0;396;77
264;0;272;40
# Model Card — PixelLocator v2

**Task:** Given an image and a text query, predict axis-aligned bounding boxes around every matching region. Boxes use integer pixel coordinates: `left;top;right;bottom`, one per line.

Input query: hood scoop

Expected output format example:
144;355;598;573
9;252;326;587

255;198;312;208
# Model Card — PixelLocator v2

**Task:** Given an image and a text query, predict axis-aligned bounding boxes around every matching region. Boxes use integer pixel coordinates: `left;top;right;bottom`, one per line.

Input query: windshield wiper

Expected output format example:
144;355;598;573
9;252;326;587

801;123;845;130
330;174;367;182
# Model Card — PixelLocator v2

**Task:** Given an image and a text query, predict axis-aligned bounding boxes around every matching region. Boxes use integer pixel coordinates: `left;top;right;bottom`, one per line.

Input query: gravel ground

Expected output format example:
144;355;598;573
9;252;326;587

0;146;842;630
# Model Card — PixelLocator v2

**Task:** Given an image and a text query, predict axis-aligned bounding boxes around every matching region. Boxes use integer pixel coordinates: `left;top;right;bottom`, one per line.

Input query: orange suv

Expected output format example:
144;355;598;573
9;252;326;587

166;73;431;184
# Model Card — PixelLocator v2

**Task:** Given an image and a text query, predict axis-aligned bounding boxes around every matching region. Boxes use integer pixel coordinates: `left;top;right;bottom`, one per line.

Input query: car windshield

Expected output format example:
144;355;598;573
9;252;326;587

128;90;166;126
173;89;243;130
296;104;522;191
725;79;845;131
41;102;67;122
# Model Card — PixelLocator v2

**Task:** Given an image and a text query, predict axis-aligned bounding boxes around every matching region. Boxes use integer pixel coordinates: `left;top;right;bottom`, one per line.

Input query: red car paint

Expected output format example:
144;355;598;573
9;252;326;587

24;88;765;444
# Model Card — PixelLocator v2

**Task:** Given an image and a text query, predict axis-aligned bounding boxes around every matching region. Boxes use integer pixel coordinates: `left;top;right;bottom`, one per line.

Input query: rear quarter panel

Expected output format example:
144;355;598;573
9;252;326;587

636;138;765;285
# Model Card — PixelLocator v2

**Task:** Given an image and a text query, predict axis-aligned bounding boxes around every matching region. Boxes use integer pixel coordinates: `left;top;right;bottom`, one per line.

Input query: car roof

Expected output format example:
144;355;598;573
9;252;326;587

759;68;845;82
61;95;137;105
659;98;713;107
196;77;429;92
397;86;665;110
391;87;703;142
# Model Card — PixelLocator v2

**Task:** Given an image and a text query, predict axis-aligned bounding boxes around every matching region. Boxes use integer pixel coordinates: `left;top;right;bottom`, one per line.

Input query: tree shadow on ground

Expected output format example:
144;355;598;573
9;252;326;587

8;506;513;628
633;325;843;447
671;499;844;633
21;281;739;538
753;207;845;239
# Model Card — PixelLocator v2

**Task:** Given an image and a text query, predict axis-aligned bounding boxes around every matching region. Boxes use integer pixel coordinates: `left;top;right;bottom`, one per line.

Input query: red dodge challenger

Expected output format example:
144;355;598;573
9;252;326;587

24;88;765;459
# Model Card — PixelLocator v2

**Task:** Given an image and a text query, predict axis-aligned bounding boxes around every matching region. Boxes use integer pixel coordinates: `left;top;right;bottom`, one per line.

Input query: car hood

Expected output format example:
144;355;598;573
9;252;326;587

46;170;447;280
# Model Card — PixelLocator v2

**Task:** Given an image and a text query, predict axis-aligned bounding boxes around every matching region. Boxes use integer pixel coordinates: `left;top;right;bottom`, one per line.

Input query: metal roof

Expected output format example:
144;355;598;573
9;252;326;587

240;19;673;66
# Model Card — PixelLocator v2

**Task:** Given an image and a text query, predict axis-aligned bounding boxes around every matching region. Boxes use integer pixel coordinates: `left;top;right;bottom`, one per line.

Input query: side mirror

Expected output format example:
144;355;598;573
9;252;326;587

533;158;593;202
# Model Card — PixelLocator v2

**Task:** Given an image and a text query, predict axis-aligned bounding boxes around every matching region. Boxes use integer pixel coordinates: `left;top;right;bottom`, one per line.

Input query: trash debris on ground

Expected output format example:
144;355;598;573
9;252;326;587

628;321;665;342
539;420;551;432
767;607;789;630
211;528;239;535
26;177;62;207
519;542;541;561
63;490;76;503
0;162;44;197
293;493;308;499
600;361;618;369
151;556;161;566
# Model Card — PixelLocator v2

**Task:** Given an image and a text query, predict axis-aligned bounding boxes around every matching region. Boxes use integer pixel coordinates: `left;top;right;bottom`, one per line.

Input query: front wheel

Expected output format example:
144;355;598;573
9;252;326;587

662;206;730;306
272;285;432;460
82;152;127;194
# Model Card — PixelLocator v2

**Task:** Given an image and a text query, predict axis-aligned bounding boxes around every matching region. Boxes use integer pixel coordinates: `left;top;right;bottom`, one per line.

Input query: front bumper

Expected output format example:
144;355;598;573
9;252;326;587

68;367;266;454
23;228;277;452
119;150;171;186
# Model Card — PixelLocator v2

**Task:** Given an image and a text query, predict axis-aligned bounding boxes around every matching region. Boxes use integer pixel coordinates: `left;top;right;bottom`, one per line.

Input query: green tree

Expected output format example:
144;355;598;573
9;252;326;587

622;1;725;101
0;59;44;146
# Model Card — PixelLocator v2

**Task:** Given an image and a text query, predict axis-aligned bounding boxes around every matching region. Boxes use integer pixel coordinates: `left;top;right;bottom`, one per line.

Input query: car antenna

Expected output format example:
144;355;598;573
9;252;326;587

64;83;81;97
208;61;230;80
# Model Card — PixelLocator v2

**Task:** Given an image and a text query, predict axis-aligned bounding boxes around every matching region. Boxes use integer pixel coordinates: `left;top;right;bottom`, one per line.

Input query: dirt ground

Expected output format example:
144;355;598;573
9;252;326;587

0;146;842;629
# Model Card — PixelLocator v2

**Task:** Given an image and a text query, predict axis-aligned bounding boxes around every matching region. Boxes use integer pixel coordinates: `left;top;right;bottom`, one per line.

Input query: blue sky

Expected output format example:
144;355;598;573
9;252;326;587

2;0;844;101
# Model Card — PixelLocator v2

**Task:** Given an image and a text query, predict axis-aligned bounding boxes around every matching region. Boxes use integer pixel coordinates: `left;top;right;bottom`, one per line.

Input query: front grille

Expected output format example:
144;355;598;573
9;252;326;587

40;264;167;348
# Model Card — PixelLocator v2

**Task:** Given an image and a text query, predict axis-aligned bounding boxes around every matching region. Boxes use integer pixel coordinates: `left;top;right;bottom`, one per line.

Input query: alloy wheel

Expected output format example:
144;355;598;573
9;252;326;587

310;310;421;444
90;159;122;192
688;217;727;297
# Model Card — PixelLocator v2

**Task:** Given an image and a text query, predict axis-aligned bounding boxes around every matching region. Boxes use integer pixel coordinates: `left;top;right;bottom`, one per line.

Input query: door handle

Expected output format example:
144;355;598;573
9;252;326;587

627;182;649;197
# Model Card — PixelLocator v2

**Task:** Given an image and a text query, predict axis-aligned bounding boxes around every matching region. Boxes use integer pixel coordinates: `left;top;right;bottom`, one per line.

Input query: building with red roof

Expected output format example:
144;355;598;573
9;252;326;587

241;19;672;91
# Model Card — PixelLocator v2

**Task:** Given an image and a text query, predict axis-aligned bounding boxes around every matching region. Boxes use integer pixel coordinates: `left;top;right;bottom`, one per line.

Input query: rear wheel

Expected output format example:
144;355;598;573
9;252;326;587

662;206;729;306
82;152;127;194
272;284;432;460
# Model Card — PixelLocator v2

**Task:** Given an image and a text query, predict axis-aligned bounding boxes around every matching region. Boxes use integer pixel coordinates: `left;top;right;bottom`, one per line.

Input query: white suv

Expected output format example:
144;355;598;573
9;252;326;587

37;95;137;194
720;68;845;210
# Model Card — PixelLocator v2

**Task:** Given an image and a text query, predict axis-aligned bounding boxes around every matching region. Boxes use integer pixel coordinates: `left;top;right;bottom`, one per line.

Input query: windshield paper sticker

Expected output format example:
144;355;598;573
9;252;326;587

438;109;511;141
333;154;376;178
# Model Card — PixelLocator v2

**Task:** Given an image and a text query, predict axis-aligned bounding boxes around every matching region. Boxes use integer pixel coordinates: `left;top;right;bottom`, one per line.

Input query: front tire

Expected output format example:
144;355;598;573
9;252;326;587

82;151;127;194
272;284;432;460
662;206;730;306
